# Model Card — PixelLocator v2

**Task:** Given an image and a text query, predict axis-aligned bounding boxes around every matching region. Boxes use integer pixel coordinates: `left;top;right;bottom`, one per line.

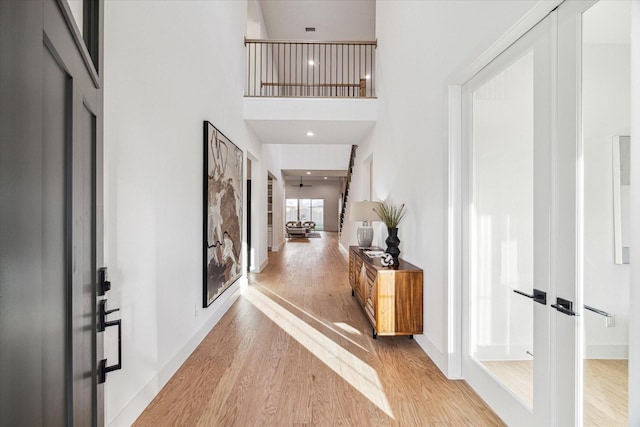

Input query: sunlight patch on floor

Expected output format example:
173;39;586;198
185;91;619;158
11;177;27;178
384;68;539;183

334;322;361;335
250;282;369;352
243;285;395;419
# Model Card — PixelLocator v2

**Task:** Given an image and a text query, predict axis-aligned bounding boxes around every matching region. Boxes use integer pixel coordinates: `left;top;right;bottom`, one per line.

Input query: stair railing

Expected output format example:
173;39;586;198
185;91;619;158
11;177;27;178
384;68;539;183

339;145;358;235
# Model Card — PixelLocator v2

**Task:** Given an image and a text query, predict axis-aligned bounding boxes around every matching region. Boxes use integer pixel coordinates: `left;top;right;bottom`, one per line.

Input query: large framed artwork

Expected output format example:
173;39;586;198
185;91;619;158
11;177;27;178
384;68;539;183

203;121;243;307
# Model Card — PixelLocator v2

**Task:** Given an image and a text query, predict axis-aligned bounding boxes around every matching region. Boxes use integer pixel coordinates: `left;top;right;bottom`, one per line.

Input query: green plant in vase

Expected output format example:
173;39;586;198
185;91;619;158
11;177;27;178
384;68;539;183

373;200;406;266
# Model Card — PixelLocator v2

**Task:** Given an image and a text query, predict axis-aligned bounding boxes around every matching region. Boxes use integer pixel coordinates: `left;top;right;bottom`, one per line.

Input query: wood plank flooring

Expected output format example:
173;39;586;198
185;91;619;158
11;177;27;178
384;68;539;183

134;232;504;426
584;359;628;426
482;359;628;426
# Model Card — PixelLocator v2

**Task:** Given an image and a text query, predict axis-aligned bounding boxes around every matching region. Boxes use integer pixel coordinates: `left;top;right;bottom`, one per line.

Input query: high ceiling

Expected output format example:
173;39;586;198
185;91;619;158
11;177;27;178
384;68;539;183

258;0;375;41
254;0;375;178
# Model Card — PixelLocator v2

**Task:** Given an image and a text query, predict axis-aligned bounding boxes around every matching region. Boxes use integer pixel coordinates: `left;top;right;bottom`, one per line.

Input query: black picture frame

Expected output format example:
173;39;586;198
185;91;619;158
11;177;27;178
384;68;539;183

203;121;243;307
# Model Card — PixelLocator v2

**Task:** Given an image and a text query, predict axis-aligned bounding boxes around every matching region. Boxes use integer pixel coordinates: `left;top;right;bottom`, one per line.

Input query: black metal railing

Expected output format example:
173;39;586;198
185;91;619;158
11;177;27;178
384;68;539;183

245;39;377;98
339;145;358;235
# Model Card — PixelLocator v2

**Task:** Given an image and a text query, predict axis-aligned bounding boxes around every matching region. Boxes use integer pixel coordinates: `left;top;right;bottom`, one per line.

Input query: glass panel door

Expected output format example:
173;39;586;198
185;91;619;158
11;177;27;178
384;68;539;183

285;199;298;222
299;199;311;222
470;50;535;408
581;1;631;425
285;198;325;229
462;10;553;426
311;199;324;230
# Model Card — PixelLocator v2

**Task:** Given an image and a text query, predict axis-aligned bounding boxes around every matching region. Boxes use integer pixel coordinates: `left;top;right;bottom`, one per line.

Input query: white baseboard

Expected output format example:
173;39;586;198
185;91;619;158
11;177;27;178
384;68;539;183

586;344;628;359
106;286;241;427
414;334;449;377
471;343;629;361
473;344;533;361
249;257;268;273
272;240;284;252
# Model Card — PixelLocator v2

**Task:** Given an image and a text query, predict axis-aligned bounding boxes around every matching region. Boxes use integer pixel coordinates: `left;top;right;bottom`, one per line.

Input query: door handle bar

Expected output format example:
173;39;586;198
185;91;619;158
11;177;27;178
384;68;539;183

551;297;578;316
98;318;121;384
516;293;605;317
512;288;547;305
584;304;612;318
513;289;533;298
97;299;122;383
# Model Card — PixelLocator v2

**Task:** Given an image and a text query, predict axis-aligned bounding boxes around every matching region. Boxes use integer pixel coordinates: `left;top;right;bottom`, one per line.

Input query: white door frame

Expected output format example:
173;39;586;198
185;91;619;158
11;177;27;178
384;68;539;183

628;2;640;424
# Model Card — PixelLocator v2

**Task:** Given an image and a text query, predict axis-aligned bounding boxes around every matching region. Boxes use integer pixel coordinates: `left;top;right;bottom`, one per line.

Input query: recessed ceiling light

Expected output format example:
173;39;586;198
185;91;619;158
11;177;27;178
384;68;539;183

308;60;315;66
306;171;311;175
365;74;371;79
324;177;328;180
306;131;314;137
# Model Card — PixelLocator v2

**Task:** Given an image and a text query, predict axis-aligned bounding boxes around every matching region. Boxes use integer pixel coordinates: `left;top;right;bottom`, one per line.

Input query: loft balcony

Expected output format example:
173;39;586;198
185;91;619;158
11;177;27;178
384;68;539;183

244;39;377;98
243;39;378;145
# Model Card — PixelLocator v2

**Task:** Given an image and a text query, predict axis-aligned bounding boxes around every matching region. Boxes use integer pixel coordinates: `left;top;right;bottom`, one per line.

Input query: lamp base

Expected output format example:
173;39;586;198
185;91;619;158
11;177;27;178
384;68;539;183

357;225;374;248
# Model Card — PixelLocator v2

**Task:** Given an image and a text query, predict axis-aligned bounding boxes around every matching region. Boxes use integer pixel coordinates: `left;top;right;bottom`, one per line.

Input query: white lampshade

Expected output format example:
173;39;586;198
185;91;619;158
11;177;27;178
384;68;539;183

349;201;380;222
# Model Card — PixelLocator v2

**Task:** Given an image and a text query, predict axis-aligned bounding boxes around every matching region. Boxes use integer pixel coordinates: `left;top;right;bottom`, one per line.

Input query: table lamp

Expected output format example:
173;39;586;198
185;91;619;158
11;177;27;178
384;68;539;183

350;201;380;248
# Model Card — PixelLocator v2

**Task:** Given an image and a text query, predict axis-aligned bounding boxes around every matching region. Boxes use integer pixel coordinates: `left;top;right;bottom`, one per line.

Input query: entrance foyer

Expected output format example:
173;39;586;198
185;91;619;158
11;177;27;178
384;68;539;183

134;232;502;425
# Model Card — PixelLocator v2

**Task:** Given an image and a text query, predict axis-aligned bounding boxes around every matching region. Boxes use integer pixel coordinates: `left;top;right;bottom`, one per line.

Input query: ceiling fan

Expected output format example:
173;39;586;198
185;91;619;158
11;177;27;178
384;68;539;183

291;176;312;188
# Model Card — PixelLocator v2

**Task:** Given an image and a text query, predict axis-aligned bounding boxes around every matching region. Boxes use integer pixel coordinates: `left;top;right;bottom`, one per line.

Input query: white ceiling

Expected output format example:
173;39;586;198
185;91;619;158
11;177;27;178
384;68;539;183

282;169;346;178
258;0;375;41
245;119;375;145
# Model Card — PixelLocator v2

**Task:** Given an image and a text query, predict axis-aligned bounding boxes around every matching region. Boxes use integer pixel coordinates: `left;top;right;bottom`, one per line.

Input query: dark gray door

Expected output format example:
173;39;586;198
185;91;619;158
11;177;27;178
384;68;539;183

0;0;104;425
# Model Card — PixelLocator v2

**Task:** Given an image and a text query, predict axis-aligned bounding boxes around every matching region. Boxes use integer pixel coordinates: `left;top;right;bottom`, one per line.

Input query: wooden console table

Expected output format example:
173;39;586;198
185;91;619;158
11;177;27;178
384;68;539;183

348;246;423;339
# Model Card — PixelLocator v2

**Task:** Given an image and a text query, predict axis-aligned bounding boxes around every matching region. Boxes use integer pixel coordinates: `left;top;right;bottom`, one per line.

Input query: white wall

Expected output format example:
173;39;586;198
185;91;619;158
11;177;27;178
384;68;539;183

284;178;342;232
103;1;265;425
263;145;286;250
247;0;269;39
246;0;275;96
583;43;631;358
279;144;352;169
342;0;539;372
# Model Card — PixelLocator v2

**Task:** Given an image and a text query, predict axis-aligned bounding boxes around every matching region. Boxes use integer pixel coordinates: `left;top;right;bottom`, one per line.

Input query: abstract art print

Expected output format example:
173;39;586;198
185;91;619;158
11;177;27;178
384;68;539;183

203;121;243;307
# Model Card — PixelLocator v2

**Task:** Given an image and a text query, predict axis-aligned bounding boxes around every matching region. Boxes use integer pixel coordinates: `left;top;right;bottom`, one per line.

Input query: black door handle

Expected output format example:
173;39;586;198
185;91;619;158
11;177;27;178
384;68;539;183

98;300;122;383
98;267;111;296
513;288;547;305
551;297;579;316
98;299;120;332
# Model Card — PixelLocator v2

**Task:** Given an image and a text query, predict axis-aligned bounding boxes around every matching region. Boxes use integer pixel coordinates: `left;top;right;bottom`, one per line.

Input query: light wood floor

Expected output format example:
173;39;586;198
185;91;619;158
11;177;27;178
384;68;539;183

483;359;628;426
134;232;504;426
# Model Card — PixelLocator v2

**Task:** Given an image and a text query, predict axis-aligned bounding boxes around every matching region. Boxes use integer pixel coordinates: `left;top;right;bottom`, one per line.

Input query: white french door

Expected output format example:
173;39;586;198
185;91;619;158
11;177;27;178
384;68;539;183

460;1;628;425
462;9;554;425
